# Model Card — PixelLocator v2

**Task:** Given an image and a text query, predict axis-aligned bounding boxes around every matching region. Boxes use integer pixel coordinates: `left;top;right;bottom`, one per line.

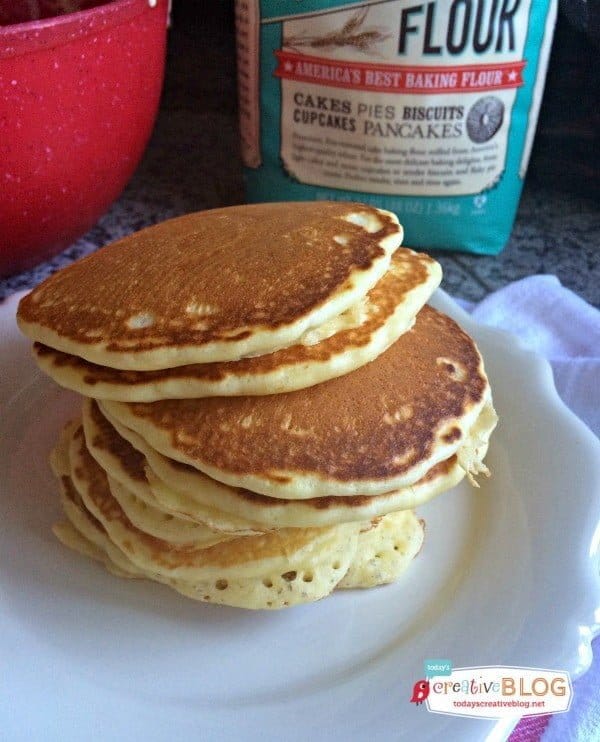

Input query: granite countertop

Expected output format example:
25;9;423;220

1;3;598;306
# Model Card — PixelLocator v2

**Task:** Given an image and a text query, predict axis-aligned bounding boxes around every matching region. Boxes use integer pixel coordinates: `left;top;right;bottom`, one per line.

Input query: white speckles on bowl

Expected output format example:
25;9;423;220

0;0;169;277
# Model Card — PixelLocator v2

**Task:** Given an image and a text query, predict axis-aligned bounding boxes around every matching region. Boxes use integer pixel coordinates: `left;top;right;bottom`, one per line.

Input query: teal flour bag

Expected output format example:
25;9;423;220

235;0;557;254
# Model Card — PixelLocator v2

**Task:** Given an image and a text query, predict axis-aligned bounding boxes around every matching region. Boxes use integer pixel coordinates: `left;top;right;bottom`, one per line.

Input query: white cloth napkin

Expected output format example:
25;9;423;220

464;275;600;437
459;275;600;741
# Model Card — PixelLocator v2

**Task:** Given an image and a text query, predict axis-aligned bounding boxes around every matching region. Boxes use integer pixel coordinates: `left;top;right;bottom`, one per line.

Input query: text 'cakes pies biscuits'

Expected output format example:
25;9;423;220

31;248;442;400
17;202;404;370
16;200;498;611
102;306;496;500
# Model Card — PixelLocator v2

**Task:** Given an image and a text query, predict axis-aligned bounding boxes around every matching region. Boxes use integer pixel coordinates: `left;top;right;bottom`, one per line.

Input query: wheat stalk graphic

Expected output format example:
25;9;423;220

283;7;391;54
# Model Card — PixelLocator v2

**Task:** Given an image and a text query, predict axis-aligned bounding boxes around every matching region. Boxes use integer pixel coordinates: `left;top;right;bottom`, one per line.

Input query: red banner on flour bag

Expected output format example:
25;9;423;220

275;51;525;95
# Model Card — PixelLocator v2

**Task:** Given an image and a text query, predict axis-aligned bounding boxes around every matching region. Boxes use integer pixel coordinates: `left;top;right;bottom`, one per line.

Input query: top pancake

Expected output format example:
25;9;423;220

102;306;491;499
17;202;402;370
30;248;441;400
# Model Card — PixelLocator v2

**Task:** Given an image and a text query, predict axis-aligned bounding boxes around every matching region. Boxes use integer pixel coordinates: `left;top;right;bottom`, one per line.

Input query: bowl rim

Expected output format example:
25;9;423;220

0;0;167;58
0;0;163;35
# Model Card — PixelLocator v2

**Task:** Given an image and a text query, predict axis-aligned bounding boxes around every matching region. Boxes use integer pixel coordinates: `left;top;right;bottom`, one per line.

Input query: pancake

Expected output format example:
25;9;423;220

17;202;403;370
54;470;425;607
31;249;441;400
67;424;361;588
146;452;470;529
53;452;425;607
51;429;142;578
49;419;78;479
106;475;234;547
82;399;266;535
338;511;424;589
55;478;145;580
93;399;485;528
54;520;115;569
102;306;495;499
68;422;229;550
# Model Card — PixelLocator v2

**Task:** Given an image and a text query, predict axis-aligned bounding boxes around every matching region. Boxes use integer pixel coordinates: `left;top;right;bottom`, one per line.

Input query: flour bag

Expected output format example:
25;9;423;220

235;0;557;254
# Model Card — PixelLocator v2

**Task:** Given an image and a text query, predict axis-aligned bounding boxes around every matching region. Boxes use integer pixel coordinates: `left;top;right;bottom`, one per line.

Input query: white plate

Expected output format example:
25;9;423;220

1;289;599;742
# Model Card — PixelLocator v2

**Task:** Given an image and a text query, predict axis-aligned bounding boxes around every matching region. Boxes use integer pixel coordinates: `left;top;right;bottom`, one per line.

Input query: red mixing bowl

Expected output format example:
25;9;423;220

0;0;169;277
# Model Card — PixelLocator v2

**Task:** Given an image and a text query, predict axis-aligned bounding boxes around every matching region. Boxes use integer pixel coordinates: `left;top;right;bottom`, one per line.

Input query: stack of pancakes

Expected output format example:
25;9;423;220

17;202;497;610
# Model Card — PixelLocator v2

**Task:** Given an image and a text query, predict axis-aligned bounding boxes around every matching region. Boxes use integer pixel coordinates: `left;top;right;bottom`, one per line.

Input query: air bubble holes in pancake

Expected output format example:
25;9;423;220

260;571;313;588
185;303;218;317
342;211;384;233
333;234;351;246
436;356;468;383
173;558;351;609
338;510;424;589
127;312;155;330
383;405;413;425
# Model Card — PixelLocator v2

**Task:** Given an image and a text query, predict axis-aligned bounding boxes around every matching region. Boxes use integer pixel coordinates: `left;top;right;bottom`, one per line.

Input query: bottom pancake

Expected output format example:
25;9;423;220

62;425;362;607
338;511;424;589
51;423;426;609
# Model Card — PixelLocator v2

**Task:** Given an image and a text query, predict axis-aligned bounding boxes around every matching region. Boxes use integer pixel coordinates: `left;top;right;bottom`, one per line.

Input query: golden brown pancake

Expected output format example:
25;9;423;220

102;306;493;499
68;425;356;578
84;398;473;529
54;467;424;608
51;424;435;608
83;399;266;535
18;202;403;370
31;249;441;400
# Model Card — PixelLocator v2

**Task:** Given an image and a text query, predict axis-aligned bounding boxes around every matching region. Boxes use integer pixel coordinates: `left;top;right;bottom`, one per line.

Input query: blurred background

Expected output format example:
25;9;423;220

1;0;598;305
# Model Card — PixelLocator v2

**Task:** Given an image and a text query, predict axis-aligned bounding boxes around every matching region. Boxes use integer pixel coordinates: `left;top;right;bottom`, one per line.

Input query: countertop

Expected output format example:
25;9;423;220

1;2;598;306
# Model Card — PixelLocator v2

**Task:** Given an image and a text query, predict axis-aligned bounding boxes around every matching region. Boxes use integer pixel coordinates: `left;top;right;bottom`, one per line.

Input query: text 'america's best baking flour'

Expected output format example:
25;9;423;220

235;0;557;254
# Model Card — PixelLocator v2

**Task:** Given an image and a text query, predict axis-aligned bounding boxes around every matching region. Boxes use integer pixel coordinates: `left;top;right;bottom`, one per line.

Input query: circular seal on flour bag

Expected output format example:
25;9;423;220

466;97;505;144
467;95;504;144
